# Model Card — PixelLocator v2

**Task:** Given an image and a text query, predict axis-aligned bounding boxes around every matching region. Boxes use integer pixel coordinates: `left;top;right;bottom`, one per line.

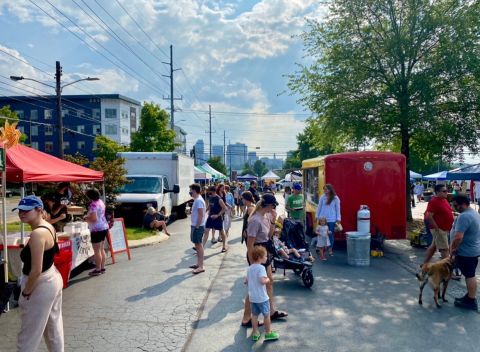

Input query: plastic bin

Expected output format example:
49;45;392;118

346;232;371;266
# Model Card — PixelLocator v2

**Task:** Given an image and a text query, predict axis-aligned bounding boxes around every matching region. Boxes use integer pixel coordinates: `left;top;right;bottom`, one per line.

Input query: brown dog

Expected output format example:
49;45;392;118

416;257;454;308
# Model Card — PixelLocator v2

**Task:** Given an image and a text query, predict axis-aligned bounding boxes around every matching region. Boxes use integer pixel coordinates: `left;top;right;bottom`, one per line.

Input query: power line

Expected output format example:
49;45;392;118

181;109;311;117
28;0;167;98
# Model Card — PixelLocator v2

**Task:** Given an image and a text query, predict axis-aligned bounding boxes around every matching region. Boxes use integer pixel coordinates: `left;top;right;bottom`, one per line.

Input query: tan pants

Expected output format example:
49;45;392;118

18;265;64;352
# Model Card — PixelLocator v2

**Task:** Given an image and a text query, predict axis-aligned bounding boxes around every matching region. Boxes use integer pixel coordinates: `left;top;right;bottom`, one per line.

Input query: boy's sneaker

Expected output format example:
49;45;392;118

264;331;279;341
454;297;478;311
252;332;261;341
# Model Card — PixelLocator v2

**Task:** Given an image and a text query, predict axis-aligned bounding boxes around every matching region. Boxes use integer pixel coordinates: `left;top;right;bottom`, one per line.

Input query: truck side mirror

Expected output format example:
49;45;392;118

173;184;180;194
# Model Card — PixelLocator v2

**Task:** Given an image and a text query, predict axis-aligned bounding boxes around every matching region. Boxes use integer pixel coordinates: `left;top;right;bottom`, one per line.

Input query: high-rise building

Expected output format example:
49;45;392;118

212;145;224;163
194;139;207;164
248;151;258;165
173;125;187;155
227;142;247;171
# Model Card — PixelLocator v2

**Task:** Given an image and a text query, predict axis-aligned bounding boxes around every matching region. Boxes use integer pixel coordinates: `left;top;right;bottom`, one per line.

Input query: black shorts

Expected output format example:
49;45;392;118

456;255;479;279
91;229;108;244
206;216;223;230
246;242;273;268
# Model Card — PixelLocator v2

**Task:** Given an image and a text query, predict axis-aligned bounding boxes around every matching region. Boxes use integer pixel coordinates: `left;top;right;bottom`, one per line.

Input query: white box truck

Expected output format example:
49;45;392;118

116;152;194;226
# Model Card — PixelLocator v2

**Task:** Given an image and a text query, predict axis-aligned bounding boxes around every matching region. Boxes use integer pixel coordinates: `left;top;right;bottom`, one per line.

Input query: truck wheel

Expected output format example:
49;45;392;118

173;204;187;220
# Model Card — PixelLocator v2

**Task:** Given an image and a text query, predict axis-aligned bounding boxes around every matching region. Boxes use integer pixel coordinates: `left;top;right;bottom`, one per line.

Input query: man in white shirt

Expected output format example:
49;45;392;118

189;183;206;274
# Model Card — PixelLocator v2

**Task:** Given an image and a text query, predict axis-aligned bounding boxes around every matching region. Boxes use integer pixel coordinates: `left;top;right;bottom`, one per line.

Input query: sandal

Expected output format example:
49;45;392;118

270;310;288;320
241;319;264;328
189;264;199;269
192;269;205;275
88;269;102;277
221;248;228;253
252;332;261;341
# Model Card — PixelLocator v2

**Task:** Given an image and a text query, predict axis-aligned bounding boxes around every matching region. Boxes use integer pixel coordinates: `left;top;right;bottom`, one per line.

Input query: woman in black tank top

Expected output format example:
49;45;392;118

15;195;64;351
241;191;256;245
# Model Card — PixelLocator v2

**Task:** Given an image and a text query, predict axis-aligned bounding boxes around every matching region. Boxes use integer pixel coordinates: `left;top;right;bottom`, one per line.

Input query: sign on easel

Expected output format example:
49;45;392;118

106;218;131;264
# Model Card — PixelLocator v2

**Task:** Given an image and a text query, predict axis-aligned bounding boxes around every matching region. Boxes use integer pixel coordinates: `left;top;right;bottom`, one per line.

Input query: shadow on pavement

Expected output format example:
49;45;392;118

125;272;192;302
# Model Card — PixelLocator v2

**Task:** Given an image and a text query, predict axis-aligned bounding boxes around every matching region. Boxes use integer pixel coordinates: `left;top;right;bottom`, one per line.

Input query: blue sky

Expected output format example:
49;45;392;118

0;0;328;159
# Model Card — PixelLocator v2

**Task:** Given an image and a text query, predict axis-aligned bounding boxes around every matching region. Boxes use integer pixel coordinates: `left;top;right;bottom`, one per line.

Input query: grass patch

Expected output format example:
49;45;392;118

125;227;156;241
6;222;154;241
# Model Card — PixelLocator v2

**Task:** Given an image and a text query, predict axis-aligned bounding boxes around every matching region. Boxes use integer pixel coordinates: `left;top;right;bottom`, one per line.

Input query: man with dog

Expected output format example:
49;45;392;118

450;194;480;311
423;184;454;264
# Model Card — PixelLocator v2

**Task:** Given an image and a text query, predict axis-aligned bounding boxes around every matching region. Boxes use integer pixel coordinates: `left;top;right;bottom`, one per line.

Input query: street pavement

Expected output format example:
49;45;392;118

1;196;480;351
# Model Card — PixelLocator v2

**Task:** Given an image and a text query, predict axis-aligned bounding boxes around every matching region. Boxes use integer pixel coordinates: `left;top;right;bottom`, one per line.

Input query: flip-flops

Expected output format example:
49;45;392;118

192;269;205;275
270;310;288;320
189;264;199;269
241;320;264;328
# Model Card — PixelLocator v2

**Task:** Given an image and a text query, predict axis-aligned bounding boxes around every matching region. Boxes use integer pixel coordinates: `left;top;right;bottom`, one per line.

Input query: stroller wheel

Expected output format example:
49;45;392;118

302;269;314;288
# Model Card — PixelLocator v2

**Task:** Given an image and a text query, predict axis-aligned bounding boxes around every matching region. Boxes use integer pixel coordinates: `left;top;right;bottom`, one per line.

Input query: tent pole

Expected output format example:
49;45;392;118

20;185;25;242
102;182;106;203
2;168;8;312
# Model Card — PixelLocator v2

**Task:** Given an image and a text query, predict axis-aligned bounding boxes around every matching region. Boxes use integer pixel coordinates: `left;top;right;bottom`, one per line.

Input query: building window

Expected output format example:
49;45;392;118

105;125;117;135
76;109;84;118
105;108;117;119
93;124;101;134
122;111;129;119
122;127;129;135
92;141;97;150
30;110;38;120
18;126;24;133
63;141;70;150
61;109;68;117
45;125;53;136
45;142;53;152
31;141;39;150
45;110;53;120
92;109;100;119
77;141;85;150
31;125;38;136
77;125;85;133
14;110;24;119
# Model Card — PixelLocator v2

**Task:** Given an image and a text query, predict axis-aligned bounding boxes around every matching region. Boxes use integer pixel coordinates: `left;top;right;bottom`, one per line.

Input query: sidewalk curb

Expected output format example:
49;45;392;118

128;232;170;249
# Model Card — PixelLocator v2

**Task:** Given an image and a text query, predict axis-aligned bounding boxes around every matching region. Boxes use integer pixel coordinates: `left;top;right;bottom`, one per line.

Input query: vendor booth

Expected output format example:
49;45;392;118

201;163;228;181
1;144;104;295
237;174;257;181
194;166;213;183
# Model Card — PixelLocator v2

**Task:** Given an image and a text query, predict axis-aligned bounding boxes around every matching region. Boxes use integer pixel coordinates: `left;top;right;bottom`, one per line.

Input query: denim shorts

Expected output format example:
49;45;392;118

190;226;204;244
251;300;270;317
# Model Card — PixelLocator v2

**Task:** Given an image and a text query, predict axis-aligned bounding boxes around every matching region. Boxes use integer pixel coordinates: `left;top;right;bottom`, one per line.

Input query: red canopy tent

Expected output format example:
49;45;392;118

5;144;103;183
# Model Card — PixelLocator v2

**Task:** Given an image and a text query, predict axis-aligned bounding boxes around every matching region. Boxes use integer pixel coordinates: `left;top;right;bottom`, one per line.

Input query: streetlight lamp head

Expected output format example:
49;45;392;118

10;76;24;81
86;77;100;81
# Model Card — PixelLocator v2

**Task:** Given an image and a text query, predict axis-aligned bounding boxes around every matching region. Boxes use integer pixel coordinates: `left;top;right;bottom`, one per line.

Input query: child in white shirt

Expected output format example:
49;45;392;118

315;217;331;261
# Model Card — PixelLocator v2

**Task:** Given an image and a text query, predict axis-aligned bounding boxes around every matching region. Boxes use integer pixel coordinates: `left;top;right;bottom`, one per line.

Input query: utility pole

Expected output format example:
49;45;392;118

209;105;212;159
162;45;182;130
228;139;232;173
55;61;63;158
223;130;226;165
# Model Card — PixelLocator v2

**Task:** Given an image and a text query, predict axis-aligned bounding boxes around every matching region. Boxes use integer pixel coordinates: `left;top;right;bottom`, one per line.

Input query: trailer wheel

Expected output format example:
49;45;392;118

302;269;314;288
293;267;302;276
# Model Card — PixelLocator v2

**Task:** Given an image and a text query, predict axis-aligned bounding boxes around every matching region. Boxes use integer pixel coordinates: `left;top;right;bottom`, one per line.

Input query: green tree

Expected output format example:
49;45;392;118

289;0;480;220
94;135;128;161
253;160;268;177
65;138;129;209
207;156;228;176
130;102;177;152
241;162;255;176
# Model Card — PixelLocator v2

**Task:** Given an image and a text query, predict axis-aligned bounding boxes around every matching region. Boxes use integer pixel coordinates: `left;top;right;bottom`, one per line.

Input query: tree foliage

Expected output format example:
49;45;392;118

289;0;480;220
130;102;177;152
241;162;255;176
65;138;129;209
207;156;228;176
253;160;268;177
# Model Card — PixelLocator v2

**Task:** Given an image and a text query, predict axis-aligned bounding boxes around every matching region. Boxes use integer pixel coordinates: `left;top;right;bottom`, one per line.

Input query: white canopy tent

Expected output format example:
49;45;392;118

285;170;302;182
261;170;280;180
201;163;228;180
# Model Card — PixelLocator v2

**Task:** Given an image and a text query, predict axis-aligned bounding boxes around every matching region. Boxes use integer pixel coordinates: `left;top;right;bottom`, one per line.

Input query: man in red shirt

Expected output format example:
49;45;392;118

423;184;454;264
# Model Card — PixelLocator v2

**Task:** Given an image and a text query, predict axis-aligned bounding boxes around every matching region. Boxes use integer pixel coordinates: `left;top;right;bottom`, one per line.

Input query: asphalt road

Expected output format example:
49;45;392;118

1;195;479;352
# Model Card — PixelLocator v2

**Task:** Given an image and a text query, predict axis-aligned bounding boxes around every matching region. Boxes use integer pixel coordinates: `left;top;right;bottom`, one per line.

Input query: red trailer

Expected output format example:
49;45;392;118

302;151;406;240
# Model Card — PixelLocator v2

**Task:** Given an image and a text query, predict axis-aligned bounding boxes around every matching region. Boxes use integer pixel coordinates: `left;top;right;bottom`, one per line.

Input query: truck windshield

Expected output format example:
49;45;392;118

120;177;162;194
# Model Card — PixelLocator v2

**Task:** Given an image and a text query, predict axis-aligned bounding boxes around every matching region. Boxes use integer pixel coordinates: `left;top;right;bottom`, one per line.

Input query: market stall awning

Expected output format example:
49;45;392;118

410;170;422;179
446;164;480;180
423;171;448;181
5;144;104;183
200;163;227;180
237;174;257;181
261;170;280;180
194;166;212;180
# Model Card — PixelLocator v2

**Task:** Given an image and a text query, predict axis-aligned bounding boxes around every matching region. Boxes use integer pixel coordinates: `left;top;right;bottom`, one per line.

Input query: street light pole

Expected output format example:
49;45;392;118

10;61;99;159
55;61;63;158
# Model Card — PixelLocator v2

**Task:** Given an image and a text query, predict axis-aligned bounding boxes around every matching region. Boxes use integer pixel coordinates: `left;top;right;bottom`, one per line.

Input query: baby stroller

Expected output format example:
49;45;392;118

272;219;314;288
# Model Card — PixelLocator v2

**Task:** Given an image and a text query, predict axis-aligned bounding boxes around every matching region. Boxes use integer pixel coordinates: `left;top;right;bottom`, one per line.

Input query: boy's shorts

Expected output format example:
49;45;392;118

190;226;204;244
251;300;270;317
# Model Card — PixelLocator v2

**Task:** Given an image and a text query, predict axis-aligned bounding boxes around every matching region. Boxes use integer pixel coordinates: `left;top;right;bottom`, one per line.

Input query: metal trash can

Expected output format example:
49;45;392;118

346;232;371;266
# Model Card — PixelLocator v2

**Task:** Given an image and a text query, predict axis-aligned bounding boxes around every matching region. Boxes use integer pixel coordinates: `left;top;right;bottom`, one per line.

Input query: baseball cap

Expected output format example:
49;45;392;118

293;183;302;191
262;193;279;206
13;195;44;211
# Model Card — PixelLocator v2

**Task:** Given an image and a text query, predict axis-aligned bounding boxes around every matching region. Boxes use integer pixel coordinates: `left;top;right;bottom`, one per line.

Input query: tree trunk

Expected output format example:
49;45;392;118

400;116;413;222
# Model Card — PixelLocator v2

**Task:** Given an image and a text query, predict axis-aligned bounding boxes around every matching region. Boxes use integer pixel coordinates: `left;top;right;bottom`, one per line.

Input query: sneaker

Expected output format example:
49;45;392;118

454;297;478;311
264;331;279;341
100;268;106;274
88;270;102;277
252;332;261;341
455;294;469;303
211;239;217;244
